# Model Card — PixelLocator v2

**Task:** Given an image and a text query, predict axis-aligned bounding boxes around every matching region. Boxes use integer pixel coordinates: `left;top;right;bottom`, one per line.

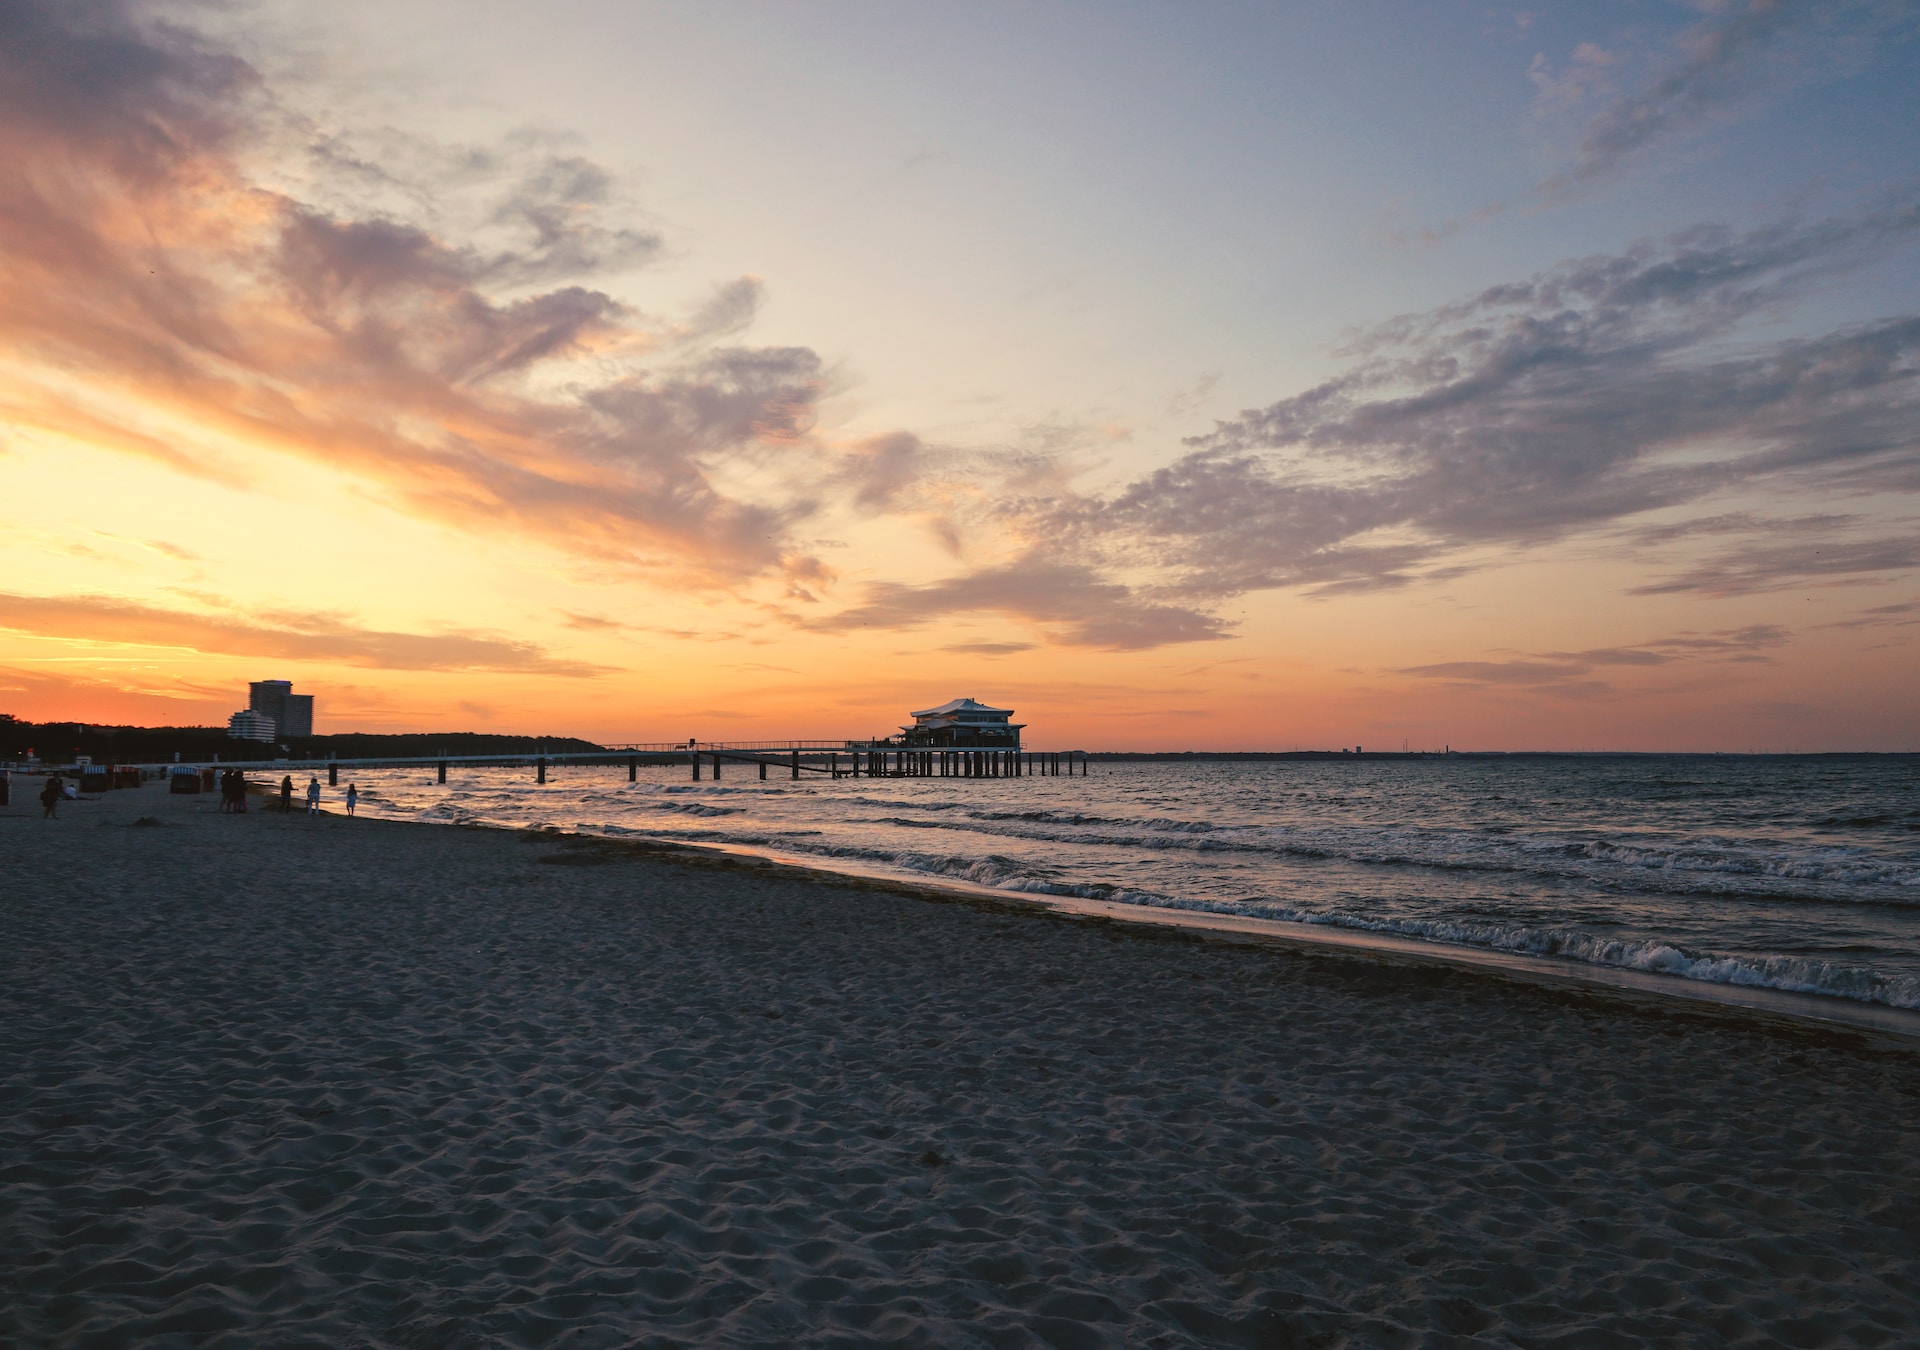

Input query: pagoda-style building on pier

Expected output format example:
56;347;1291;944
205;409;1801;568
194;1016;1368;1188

899;697;1025;748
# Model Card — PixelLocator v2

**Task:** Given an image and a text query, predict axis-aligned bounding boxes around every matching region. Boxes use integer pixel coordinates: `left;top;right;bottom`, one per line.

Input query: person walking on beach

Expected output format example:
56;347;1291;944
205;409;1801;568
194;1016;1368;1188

39;774;62;819
344;782;358;816
280;775;293;813
232;770;248;813
305;776;321;815
219;769;237;813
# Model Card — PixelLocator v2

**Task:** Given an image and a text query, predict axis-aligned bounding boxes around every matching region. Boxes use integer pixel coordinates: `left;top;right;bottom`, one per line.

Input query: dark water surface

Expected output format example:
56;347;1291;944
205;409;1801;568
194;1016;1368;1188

352;755;1920;1010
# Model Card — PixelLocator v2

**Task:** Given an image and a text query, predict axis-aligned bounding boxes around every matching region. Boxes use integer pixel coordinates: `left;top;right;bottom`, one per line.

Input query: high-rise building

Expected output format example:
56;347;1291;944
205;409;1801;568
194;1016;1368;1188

248;680;314;739
227;709;276;742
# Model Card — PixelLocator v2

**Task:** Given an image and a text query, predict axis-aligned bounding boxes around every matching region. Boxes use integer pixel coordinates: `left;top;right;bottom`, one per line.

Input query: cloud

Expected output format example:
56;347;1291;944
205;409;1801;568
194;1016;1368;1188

808;558;1230;651
1396;624;1793;697
675;276;765;345
0;0;833;586
1816;599;1920;630
834;432;929;512
1629;536;1920;596
1042;209;1920;603
1556;0;1812;188
0;592;610;675
1398;660;1610;699
941;642;1036;657
1406;3;1915;245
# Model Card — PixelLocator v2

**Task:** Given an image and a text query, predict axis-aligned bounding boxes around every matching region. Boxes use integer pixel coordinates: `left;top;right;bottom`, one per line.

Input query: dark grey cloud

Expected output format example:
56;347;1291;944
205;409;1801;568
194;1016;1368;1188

1042;209;1920;605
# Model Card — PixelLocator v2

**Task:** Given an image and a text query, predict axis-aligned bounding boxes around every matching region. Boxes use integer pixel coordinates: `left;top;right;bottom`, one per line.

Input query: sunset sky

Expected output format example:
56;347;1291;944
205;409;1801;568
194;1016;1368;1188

3;0;1918;750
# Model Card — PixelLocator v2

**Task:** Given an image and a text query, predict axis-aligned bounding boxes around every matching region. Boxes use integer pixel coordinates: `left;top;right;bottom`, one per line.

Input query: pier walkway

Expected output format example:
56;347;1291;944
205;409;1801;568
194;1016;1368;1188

8;742;1087;790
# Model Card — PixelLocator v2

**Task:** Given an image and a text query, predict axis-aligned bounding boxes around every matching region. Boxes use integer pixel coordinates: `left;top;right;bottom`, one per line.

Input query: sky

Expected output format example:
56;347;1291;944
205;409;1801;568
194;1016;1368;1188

2;0;1918;751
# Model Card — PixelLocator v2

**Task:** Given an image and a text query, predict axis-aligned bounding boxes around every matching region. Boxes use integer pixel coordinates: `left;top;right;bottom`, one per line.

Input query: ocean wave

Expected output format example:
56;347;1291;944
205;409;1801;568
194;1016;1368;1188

744;838;1920;1010
807;810;1920;904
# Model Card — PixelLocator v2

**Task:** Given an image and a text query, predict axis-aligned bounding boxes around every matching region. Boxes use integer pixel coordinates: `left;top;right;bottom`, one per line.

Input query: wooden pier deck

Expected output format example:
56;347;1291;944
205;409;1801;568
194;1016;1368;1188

14;742;1087;789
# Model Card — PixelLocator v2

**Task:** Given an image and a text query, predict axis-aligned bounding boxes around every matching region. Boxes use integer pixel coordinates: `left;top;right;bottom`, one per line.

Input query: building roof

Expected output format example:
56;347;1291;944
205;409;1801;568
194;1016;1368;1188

910;697;1014;719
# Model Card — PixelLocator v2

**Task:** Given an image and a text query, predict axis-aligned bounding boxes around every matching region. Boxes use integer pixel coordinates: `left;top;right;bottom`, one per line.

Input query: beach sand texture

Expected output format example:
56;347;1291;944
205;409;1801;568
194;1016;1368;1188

3;786;1918;1347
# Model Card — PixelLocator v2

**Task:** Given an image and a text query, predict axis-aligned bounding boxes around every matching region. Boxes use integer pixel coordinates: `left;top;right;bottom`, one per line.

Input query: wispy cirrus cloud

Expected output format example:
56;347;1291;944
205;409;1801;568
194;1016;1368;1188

1630;536;1920;596
1023;208;1920;610
1398;624;1792;698
1547;0;1818;191
0;592;610;675
1403;1;1916;247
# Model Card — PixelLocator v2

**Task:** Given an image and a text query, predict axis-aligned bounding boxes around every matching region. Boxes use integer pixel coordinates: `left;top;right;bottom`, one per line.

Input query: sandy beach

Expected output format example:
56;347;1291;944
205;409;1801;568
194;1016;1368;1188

3;783;1918;1347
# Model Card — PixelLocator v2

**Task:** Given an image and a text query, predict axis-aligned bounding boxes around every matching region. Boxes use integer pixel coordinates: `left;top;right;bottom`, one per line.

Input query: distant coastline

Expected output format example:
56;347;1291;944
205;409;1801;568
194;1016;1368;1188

4;717;1913;765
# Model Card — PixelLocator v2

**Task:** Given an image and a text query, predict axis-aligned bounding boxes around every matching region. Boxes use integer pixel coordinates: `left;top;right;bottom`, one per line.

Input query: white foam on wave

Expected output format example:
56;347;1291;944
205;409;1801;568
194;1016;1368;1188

836;809;1920;905
344;765;1920;1012
727;837;1920;1011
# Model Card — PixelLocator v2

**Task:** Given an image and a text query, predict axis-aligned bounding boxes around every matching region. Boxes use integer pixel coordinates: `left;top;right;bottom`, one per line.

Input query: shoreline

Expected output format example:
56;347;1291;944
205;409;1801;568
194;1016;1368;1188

380;803;1920;1048
37;775;1919;1042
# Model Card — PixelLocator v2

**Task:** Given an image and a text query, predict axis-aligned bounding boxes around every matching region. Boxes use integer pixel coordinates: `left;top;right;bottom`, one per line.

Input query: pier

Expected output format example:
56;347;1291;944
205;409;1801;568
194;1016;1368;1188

6;741;1087;792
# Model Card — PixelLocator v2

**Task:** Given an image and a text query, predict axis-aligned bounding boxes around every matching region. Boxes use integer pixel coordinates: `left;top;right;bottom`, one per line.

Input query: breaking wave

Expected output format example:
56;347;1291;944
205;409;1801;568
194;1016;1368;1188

345;756;1920;1015
739;838;1920;1010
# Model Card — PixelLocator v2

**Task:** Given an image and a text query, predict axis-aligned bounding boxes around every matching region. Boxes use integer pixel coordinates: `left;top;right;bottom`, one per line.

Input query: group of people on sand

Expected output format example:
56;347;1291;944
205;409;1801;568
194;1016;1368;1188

218;768;251;813
272;774;358;816
31;768;359;819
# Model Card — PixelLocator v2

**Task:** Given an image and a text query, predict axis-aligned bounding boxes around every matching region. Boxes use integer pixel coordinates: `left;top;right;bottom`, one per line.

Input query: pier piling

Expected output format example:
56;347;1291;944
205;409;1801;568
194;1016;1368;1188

437;761;447;784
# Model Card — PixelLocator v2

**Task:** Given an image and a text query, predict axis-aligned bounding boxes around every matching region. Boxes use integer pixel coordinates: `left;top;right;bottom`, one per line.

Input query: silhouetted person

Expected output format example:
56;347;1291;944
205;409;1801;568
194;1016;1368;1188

40;775;62;819
280;775;293;813
306;776;321;815
232;770;248;813
345;782;358;816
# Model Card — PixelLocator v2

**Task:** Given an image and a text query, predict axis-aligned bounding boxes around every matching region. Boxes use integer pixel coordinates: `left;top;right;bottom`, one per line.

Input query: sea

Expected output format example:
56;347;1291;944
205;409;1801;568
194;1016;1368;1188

344;754;1920;1013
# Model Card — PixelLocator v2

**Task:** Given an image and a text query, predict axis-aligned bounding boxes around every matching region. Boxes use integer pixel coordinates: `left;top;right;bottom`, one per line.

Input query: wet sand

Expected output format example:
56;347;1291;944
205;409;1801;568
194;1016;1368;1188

3;784;1917;1346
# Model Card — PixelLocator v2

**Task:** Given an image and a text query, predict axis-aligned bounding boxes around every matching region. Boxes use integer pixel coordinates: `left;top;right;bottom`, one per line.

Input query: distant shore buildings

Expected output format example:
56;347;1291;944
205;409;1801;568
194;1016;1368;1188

226;680;314;742
226;709;276;742
898;697;1024;748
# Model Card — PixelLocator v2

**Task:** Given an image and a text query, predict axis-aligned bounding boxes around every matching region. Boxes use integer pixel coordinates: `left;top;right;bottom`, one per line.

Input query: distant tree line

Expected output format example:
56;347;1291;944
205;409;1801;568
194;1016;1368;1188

0;716;606;763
